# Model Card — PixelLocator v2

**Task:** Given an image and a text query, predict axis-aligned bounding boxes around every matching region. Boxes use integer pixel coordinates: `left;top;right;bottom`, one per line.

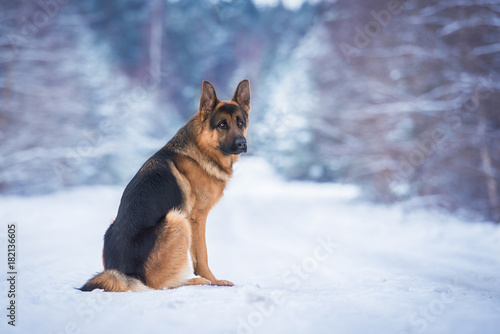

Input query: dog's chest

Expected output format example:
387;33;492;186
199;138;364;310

175;156;226;216
190;171;225;214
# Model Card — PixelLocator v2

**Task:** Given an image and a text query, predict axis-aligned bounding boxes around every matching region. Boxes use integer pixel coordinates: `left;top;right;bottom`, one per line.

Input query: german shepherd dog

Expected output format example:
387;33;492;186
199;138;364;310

80;80;250;292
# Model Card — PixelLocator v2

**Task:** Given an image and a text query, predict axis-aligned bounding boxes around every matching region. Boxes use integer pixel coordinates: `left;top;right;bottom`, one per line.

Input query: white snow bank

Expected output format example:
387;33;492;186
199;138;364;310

0;157;499;334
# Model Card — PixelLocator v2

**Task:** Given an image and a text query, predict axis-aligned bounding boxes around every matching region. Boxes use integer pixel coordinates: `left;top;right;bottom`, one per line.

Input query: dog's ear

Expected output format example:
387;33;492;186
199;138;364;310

199;81;219;118
232;79;251;114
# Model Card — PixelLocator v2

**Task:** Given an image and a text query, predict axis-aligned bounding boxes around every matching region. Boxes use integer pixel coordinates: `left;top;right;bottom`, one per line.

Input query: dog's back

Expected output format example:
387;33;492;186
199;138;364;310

103;149;183;281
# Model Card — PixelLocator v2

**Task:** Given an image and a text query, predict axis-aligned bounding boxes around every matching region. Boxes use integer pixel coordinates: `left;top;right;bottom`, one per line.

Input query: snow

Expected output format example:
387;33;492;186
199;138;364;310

252;0;308;10
1;157;499;334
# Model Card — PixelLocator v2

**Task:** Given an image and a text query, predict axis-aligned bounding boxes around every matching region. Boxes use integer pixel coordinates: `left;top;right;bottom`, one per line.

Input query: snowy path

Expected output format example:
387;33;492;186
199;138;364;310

1;158;499;334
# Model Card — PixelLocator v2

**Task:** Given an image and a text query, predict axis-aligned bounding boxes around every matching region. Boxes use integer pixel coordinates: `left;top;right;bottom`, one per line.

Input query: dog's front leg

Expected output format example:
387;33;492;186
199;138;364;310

189;215;233;286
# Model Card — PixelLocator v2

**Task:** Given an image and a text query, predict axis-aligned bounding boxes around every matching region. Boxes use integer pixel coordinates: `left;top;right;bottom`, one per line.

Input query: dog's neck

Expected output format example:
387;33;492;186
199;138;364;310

186;143;234;184
166;115;236;184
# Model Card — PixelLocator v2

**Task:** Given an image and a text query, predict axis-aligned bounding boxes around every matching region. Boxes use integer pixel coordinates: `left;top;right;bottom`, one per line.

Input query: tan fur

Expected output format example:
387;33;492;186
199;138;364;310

84;270;148;292
143;209;192;289
196;125;237;182
168;161;194;213
173;152;225;283
185;277;211;285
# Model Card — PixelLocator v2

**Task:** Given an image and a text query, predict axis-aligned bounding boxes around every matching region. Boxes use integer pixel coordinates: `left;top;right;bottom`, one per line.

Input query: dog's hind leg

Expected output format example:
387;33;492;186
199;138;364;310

143;209;193;290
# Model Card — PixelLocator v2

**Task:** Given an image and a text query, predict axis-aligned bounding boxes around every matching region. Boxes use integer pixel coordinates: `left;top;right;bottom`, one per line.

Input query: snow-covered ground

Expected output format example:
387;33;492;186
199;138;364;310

1;157;499;334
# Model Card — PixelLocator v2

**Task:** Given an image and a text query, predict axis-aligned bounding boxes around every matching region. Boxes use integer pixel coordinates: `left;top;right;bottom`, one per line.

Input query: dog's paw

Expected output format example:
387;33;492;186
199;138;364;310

186;277;212;286
212;279;234;286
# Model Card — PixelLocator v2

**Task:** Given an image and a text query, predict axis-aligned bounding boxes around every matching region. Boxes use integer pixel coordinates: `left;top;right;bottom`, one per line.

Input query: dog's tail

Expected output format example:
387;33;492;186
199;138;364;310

79;269;148;292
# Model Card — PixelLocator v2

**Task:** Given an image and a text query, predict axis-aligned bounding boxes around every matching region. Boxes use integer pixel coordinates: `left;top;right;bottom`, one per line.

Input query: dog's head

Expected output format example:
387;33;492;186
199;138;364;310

198;80;250;156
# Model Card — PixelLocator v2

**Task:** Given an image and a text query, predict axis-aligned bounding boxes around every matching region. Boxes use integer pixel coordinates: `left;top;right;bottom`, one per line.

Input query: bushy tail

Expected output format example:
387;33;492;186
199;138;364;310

79;269;148;292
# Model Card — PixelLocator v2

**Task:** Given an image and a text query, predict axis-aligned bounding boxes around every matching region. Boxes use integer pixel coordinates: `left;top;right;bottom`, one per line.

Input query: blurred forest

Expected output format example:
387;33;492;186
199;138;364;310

1;0;499;222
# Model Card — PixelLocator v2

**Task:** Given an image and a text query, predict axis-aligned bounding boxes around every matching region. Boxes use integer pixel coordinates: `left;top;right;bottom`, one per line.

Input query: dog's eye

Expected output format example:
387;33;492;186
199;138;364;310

237;121;244;128
218;121;227;129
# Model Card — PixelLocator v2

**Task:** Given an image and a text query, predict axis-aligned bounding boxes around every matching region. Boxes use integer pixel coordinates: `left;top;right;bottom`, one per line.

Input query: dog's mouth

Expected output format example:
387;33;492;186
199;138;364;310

231;147;247;155
220;147;247;156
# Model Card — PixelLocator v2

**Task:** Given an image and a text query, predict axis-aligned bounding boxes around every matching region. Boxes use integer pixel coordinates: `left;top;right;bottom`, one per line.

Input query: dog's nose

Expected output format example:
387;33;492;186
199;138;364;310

234;137;247;152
